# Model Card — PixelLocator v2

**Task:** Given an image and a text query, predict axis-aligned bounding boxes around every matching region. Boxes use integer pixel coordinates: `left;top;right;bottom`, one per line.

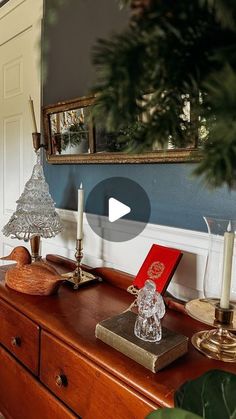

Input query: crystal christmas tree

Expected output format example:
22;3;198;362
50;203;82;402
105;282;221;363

2;152;62;241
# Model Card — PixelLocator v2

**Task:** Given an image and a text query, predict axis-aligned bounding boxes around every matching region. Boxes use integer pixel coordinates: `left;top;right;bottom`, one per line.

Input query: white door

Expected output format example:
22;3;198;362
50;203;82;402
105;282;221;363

0;0;43;256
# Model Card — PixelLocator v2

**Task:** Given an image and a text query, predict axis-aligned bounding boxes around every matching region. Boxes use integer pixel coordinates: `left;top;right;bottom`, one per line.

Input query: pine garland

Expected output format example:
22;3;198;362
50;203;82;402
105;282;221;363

92;0;236;188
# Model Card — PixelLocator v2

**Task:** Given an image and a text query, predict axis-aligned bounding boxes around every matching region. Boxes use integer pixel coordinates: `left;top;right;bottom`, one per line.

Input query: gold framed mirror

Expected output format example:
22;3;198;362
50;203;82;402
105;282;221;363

43;95;202;164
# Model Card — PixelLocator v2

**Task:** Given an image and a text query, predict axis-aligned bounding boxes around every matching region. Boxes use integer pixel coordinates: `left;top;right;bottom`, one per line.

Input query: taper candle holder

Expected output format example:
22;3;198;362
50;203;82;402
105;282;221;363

186;299;236;362
62;239;99;289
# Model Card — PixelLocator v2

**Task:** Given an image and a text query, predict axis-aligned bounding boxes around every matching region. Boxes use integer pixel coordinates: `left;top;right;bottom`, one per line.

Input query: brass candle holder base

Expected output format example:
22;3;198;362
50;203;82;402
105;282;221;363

186;299;236;362
62;239;99;290
191;328;236;363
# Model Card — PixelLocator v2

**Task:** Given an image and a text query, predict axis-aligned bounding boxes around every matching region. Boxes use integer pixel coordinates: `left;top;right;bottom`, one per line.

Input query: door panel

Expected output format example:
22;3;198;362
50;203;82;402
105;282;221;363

3;114;22;212
0;0;42;255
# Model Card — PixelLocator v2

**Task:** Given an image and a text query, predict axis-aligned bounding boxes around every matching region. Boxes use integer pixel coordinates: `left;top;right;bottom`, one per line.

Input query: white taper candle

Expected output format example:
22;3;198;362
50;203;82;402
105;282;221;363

220;221;235;309
29;95;37;133
77;183;84;240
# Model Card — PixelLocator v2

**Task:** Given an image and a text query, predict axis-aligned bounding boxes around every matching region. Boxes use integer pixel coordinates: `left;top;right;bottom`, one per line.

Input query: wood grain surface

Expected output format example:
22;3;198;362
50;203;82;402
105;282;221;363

0;346;76;419
0;256;236;414
0;298;39;374
41;331;157;419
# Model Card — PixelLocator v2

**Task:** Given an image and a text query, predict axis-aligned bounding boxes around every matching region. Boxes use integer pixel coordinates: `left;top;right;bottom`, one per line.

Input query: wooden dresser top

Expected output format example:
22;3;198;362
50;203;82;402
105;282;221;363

0;255;236;409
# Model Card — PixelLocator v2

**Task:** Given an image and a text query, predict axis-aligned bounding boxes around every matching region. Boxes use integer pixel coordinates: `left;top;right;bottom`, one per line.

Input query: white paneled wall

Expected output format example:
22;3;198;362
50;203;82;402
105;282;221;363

41;209;209;301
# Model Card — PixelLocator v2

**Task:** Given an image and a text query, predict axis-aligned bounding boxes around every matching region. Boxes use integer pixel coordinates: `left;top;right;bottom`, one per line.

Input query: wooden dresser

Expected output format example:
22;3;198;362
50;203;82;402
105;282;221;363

0;255;236;419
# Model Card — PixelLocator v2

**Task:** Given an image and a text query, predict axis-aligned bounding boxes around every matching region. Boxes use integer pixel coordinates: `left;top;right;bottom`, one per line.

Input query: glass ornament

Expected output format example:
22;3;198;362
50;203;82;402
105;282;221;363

134;280;165;342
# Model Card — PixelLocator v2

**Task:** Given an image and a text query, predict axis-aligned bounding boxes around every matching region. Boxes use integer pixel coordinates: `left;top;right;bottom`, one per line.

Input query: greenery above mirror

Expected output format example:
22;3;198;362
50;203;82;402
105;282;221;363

92;0;236;187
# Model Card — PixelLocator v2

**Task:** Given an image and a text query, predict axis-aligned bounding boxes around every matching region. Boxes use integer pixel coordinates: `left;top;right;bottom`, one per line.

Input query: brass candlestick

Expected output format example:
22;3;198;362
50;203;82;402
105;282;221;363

73;239;84;288
186;299;236;362
62;239;99;289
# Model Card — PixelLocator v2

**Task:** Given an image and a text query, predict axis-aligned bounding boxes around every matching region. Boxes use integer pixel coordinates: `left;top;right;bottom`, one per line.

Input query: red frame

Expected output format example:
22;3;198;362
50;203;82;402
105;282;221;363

133;244;182;294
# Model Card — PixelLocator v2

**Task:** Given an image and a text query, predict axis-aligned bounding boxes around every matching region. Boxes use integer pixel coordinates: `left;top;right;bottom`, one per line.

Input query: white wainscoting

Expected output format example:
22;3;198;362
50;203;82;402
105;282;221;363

41;208;209;301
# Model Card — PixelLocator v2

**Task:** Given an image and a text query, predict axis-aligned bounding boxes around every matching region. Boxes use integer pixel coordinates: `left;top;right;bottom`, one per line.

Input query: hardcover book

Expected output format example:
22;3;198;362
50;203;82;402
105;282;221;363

95;311;188;373
133;244;183;293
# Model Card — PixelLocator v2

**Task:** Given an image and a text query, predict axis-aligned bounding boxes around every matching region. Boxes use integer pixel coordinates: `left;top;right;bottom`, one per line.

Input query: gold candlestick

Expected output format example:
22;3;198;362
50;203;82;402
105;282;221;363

186;299;236;362
73;239;84;288
62;239;99;290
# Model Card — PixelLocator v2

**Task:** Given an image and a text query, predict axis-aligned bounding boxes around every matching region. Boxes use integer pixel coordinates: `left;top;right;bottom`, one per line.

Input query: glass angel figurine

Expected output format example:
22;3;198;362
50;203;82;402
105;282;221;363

134;280;165;342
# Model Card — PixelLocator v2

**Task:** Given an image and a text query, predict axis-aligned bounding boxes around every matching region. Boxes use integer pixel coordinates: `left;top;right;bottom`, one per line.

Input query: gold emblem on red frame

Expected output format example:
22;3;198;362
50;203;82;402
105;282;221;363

147;261;165;280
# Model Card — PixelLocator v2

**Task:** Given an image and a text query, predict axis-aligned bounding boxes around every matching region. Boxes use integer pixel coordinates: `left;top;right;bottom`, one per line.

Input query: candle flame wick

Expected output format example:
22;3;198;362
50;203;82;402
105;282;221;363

80;182;83;189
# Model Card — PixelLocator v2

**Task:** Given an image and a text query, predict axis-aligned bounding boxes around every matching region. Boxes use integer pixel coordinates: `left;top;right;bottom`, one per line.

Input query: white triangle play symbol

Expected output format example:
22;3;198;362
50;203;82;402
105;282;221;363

108;197;131;222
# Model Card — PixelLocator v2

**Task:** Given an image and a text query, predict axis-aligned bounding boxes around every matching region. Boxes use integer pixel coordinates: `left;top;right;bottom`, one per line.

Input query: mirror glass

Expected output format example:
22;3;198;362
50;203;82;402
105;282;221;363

50;107;90;155
42;1;203;165
43;95;201;164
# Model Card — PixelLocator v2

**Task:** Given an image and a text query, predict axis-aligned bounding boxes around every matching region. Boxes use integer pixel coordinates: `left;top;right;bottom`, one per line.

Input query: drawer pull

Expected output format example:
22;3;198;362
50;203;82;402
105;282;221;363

11;336;21;347
55;374;68;388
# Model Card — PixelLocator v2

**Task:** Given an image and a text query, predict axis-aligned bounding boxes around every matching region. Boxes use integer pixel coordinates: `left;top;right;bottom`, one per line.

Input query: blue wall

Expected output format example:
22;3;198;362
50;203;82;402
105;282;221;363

43;0;236;233
44;162;236;232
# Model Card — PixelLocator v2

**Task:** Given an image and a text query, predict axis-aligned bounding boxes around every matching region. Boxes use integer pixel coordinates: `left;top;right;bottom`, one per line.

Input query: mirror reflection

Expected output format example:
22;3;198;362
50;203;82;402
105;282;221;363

50;108;90;155
43;95;201;164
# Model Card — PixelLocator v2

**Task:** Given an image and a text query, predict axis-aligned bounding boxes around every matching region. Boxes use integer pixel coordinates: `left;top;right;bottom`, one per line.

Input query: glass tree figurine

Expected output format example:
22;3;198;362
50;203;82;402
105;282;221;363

2;134;62;261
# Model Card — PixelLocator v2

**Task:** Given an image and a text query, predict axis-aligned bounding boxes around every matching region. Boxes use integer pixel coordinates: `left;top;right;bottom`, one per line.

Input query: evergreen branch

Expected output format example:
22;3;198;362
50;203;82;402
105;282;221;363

194;65;236;188
199;0;236;30
92;0;236;187
194;125;236;189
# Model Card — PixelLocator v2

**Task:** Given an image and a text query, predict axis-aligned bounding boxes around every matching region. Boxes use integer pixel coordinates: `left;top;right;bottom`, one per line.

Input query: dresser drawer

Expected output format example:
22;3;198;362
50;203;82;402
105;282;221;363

40;331;157;419
0;298;39;375
0;345;77;419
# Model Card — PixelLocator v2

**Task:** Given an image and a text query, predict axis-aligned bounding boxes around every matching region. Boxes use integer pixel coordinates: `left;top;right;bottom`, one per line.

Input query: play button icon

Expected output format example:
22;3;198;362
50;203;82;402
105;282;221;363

108;198;131;222
86;177;151;242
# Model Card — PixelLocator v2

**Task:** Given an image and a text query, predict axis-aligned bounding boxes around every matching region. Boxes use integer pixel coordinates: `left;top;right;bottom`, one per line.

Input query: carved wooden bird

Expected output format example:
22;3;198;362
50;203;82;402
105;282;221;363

1;246;64;296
